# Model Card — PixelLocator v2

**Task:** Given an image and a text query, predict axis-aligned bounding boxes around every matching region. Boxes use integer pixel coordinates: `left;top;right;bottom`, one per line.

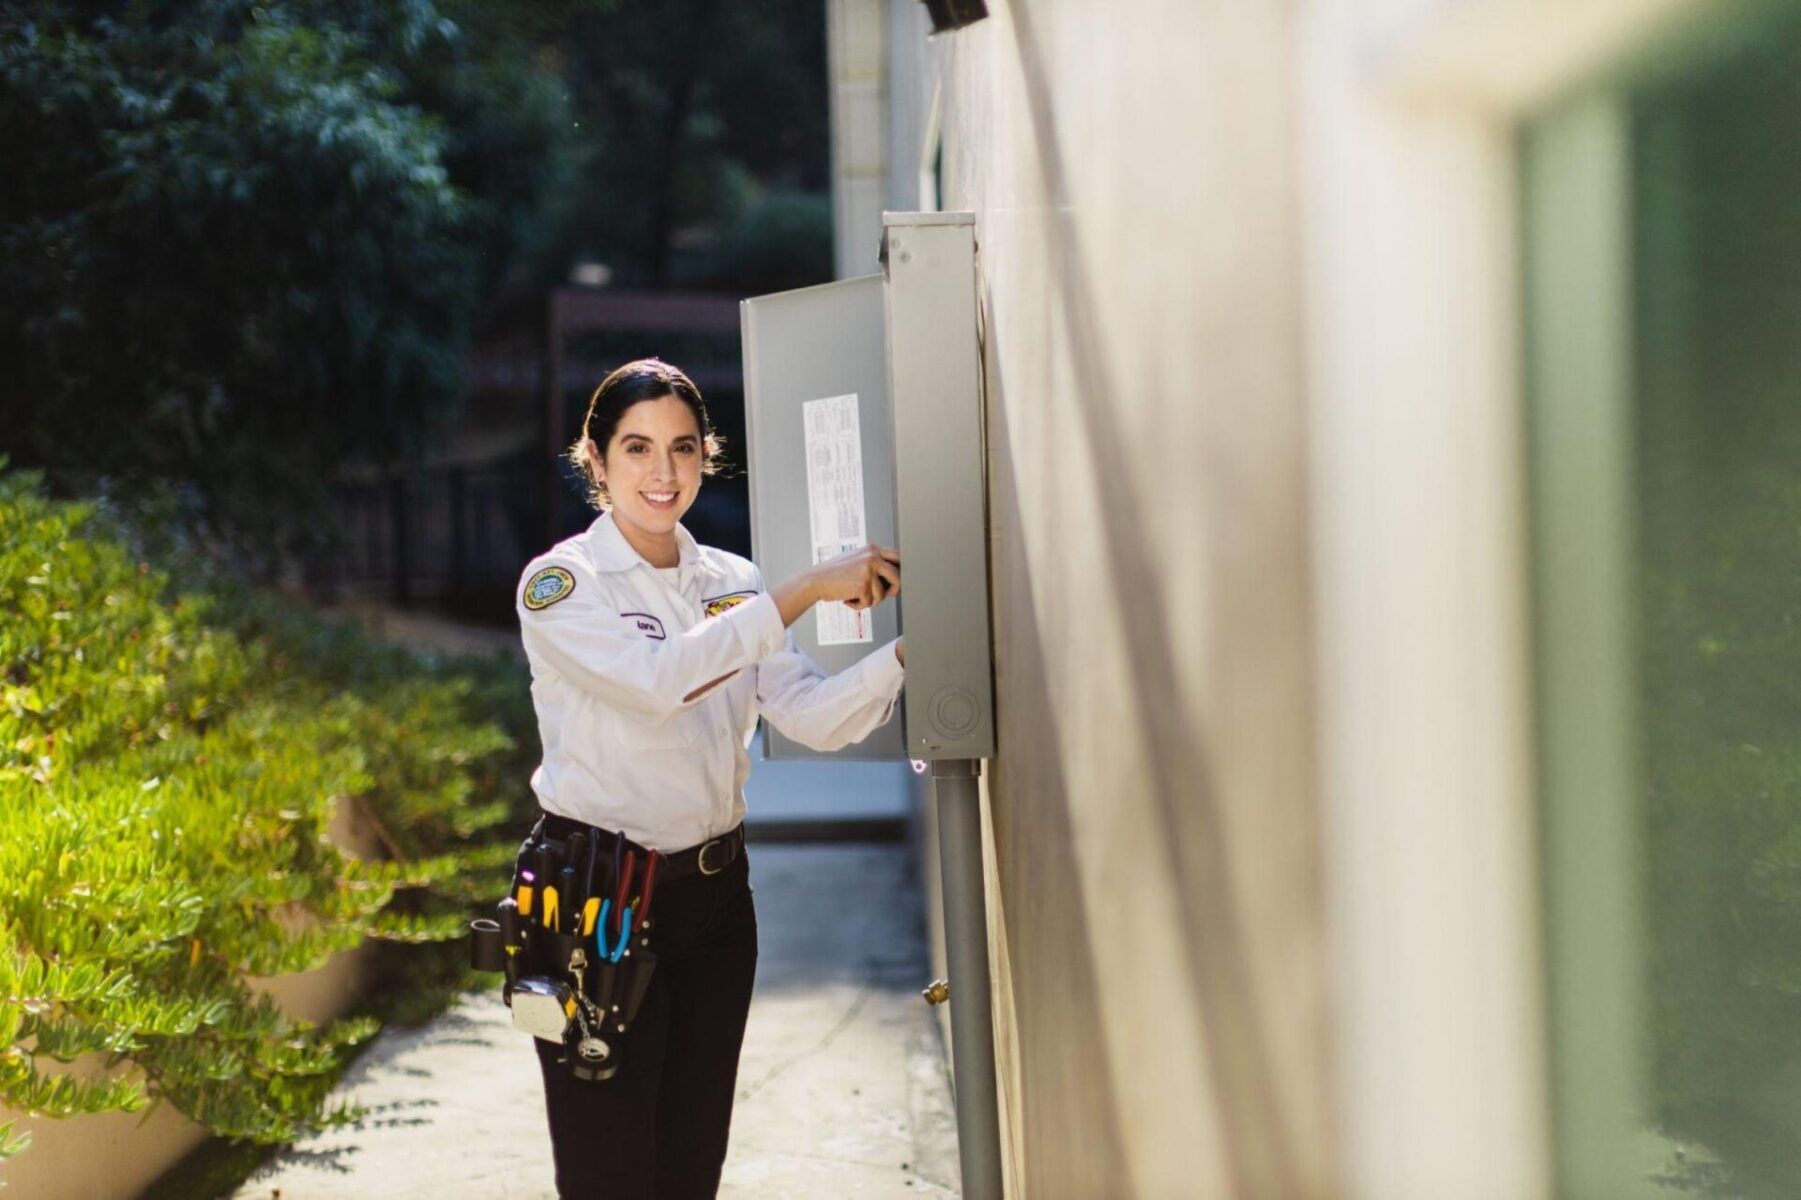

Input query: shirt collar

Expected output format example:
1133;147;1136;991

587;509;709;579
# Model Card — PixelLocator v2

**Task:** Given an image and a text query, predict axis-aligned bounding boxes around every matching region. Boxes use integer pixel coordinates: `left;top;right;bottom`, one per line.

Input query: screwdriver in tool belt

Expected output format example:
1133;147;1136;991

563;832;589;935
536;842;561;932
582;894;602;937
533;836;569;929
636;851;660;932
614;849;637;919
558;865;579;935
541;880;559;933
578;828;602;936
511;835;536;919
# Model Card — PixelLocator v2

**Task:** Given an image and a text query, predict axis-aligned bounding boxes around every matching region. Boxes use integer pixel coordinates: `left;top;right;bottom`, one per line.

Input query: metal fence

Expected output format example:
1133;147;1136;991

310;289;752;621
314;453;544;621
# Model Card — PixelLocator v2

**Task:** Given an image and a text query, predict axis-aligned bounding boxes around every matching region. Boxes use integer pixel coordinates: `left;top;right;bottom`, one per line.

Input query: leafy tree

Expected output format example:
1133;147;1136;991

1625;20;1801;1191
0;0;574;568
551;0;832;288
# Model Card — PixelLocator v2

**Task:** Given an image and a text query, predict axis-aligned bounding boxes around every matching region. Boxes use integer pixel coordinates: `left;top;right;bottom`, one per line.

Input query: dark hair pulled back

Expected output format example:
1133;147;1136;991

565;357;724;510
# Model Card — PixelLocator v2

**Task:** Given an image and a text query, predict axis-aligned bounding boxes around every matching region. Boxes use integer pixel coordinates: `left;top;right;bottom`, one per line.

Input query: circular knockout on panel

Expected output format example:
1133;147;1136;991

929;685;981;741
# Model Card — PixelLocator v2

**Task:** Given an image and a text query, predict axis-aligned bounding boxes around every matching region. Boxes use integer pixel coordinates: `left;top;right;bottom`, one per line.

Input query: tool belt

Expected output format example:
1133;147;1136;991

535;811;745;882
468;816;744;1082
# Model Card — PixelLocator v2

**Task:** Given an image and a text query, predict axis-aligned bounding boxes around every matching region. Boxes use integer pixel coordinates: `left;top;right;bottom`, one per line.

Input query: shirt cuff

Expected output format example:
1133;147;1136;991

725;591;787;661
856;638;906;701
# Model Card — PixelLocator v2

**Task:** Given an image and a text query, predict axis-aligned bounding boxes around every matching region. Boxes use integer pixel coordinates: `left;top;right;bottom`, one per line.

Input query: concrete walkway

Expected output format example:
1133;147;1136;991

230;842;960;1199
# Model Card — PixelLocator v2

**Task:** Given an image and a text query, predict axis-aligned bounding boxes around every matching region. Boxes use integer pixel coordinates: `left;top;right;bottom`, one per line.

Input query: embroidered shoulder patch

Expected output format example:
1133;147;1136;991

523;565;576;611
702;590;757;618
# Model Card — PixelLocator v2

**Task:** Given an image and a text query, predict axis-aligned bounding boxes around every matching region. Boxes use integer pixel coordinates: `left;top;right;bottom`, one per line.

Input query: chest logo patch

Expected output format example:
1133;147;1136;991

702;590;757;618
523;566;575;611
620;612;667;640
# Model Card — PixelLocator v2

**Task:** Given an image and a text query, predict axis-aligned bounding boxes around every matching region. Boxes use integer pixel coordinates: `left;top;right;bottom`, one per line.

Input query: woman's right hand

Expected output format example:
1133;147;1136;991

810;544;901;610
769;544;901;628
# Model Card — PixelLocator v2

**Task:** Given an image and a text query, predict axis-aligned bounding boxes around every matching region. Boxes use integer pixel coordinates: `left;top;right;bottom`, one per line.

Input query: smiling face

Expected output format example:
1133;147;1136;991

596;393;705;565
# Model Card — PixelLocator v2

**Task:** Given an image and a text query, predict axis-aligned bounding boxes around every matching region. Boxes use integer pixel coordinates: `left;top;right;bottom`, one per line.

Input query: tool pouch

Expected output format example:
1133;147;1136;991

471;829;658;1083
568;946;659;1082
516;922;658;1082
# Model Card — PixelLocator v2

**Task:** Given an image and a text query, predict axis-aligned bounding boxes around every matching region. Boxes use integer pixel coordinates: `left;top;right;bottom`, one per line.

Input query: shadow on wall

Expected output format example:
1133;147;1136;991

981;3;1319;1188
982;332;1130;1195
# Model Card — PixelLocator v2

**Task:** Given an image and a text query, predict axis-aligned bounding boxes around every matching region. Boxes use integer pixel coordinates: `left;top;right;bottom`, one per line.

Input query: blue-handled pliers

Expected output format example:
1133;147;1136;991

595;899;634;963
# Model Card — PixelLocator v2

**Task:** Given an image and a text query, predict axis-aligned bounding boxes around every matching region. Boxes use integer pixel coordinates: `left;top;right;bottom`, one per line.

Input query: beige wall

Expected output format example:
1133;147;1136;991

839;0;1717;1192
1297;0;1549;1190
935;2;1336;1194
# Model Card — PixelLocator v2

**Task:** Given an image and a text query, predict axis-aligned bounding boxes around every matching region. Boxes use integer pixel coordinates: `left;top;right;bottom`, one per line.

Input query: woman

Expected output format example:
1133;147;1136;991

514;357;905;1198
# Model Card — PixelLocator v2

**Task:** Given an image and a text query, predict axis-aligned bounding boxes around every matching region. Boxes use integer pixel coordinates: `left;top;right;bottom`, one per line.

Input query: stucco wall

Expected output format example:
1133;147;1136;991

935;2;1337;1195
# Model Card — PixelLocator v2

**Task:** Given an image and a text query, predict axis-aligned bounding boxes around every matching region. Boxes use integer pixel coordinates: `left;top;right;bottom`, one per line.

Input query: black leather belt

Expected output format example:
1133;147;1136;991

533;811;744;883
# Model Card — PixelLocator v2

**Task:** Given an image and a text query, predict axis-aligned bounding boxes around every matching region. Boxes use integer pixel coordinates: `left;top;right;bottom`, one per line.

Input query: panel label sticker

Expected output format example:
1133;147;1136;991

802;392;873;645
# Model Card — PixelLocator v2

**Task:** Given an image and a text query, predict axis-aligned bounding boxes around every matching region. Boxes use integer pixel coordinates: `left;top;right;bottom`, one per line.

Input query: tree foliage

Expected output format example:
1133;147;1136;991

1625;23;1801;1192
551;0;833;289
0;461;535;1166
1;0;836;563
0;0;575;565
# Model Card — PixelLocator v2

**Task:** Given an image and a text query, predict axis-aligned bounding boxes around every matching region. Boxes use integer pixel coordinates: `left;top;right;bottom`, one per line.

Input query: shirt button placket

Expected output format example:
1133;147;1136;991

670;574;700;630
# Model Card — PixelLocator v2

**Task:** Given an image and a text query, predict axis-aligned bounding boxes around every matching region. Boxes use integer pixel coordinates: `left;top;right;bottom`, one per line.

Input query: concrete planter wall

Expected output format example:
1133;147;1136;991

1;798;385;1200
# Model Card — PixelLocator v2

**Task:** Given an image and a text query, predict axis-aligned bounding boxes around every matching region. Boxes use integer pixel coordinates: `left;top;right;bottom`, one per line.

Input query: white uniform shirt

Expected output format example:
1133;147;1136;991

515;509;905;850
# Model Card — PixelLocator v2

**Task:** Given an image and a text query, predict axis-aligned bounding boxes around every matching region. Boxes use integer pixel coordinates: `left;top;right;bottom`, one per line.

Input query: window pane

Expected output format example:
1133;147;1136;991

1527;8;1801;1196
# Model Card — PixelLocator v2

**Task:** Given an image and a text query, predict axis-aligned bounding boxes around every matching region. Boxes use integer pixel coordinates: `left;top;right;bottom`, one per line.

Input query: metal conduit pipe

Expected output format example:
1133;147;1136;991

933;757;1003;1199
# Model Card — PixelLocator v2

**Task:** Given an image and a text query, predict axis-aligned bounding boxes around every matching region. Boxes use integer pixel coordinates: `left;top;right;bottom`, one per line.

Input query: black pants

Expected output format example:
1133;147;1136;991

533;843;759;1199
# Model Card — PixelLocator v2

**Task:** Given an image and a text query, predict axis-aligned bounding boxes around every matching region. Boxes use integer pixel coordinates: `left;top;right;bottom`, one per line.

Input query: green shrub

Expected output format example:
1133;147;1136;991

0;461;535;1165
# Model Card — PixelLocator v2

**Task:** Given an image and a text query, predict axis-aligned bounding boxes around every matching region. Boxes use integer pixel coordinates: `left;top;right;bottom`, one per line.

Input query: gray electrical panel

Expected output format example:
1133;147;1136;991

882;213;994;760
740;213;995;763
741;275;906;761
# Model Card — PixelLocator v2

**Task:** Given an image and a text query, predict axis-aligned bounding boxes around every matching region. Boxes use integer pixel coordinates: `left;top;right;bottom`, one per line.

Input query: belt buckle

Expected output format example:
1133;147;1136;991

697;837;726;876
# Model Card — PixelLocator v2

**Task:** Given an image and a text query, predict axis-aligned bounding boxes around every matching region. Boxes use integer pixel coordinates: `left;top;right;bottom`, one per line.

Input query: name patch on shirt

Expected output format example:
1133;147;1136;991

523;565;576;611
621;612;667;640
702;591;757;618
